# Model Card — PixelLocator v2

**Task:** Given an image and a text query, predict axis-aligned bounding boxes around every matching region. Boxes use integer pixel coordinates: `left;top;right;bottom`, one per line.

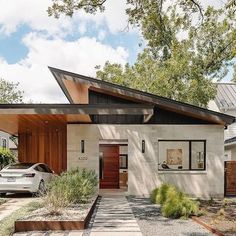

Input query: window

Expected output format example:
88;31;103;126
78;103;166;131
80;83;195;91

158;140;206;171
7;163;34;169
119;154;128;169
2;138;7;149
38;164;48;172
44;164;53;173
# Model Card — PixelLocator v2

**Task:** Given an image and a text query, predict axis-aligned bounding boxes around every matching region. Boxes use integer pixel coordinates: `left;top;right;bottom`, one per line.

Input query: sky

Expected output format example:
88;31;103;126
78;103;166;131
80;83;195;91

0;0;232;103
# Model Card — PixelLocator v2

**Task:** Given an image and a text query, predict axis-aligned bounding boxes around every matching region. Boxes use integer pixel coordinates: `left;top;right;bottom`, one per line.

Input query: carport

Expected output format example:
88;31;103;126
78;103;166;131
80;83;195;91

0;104;154;173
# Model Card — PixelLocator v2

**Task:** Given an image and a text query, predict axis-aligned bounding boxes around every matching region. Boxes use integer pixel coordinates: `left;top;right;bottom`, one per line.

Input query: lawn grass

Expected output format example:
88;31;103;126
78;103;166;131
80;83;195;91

0;201;43;236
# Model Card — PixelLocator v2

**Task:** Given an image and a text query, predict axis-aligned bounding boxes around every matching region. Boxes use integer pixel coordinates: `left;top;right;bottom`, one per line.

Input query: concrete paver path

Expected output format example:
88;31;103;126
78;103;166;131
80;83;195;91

90;195;142;236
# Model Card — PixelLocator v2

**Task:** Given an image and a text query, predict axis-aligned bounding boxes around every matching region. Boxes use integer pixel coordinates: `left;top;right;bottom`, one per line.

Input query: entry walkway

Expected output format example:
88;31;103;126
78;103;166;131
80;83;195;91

90;195;142;236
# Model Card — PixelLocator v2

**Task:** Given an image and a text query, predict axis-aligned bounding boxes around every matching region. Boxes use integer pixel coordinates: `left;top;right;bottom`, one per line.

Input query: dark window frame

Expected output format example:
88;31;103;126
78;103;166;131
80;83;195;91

119;154;128;169
158;139;206;171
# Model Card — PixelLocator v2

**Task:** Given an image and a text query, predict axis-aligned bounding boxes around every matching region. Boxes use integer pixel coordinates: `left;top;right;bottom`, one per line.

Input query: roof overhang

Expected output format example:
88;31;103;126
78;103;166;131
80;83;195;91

0;104;153;115
0;104;154;135
49;67;235;126
225;136;236;147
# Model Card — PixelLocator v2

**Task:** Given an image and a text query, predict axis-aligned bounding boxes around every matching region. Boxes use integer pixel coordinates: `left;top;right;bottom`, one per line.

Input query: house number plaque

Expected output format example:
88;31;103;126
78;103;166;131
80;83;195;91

78;157;87;160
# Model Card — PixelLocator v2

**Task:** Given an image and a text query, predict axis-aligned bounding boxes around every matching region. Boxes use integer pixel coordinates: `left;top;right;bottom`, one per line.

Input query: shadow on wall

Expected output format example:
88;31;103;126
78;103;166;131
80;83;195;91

95;125;224;198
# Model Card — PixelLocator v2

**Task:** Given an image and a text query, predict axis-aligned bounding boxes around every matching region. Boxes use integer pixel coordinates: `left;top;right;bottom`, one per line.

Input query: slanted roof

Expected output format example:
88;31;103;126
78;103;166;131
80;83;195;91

49;66;235;126
225;136;236;147
215;83;236;110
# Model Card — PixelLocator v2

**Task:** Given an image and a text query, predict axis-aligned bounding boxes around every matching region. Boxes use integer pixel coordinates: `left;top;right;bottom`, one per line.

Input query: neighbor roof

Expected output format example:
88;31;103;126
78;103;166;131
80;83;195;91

49;67;235;126
215;83;236;110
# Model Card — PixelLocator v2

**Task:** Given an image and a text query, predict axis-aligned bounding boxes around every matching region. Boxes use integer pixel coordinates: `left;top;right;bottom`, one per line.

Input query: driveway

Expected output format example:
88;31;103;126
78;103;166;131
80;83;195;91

0;193;37;221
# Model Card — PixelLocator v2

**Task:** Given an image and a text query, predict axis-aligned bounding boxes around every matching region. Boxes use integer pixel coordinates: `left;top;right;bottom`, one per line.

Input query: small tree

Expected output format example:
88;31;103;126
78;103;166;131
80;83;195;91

0;78;23;104
0;148;15;170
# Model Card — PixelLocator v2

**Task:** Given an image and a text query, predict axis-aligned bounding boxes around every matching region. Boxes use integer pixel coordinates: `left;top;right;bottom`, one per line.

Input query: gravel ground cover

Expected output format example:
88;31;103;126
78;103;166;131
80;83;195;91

20;197;97;221
127;196;213;236
198;198;236;236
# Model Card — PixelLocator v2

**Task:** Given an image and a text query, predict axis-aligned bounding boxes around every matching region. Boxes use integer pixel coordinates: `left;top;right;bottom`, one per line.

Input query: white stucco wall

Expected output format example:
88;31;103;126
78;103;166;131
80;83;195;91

67;124;224;198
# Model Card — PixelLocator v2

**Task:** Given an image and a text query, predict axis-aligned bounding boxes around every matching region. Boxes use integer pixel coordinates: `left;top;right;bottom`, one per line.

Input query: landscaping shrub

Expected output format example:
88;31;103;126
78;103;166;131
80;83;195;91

150;188;159;203
150;184;199;219
0;148;15;170
44;168;98;214
156;184;171;205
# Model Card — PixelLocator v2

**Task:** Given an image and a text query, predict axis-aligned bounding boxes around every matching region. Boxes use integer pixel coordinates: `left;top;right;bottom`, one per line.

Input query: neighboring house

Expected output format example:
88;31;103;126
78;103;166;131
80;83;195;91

209;83;236;161
0;131;9;149
0;67;235;198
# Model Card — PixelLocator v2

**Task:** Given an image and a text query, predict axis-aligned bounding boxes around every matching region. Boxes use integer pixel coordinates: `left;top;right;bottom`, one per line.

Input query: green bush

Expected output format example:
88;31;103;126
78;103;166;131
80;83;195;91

156;184;171;204
150;184;199;219
44;168;98;214
150;188;159;203
0;148;15;169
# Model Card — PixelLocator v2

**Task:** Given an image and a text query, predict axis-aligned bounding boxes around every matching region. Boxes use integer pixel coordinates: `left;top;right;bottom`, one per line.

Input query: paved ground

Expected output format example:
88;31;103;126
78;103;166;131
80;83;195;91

127;196;213;236
89;195;142;236
0;193;36;221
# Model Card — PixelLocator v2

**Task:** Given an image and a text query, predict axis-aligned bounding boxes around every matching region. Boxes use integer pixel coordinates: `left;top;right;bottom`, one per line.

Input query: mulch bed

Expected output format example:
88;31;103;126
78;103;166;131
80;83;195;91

15;195;99;232
197;198;236;236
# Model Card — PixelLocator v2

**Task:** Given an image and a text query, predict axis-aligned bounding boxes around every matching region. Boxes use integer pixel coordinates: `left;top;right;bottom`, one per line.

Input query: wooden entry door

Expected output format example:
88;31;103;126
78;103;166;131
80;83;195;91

225;161;236;196
99;145;119;189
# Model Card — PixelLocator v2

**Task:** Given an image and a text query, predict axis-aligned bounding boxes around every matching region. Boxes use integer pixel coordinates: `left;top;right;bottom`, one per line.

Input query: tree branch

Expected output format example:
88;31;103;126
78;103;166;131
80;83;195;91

190;0;204;20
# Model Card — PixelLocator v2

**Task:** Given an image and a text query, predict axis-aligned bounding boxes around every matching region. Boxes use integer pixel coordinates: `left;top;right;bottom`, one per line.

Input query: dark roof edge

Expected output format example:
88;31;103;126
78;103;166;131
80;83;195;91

49;67;74;103
0;103;154;109
48;66;236;125
225;136;236;144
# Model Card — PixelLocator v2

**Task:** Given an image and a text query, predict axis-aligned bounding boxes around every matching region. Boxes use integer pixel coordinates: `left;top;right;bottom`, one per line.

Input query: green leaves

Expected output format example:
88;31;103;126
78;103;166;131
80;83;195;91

0;78;23;104
48;0;235;107
48;0;107;18
0;148;15;170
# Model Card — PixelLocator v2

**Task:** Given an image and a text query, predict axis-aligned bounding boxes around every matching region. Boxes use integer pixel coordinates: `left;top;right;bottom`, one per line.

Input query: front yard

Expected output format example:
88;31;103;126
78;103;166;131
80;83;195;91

198;198;236;236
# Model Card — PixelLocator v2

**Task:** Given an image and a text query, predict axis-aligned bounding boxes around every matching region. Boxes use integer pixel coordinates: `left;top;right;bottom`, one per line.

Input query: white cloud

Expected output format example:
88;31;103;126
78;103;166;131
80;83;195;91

0;0;131;37
0;33;129;103
0;0;74;37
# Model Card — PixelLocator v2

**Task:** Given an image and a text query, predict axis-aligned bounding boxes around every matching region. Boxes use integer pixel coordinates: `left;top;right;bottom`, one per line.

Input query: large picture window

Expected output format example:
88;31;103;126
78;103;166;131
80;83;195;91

158;140;206;171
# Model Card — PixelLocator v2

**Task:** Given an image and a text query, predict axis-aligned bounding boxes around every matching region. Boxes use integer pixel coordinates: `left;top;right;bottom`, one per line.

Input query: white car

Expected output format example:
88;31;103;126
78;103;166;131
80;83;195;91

0;163;54;196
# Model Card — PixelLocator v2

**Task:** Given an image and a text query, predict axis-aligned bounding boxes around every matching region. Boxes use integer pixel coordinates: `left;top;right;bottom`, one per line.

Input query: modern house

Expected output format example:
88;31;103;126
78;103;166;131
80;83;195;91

0;67;235;198
0;131;9;149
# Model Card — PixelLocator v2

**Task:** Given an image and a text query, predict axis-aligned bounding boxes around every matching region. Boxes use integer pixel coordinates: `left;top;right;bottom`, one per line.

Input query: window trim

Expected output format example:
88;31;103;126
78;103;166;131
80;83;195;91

158;139;206;171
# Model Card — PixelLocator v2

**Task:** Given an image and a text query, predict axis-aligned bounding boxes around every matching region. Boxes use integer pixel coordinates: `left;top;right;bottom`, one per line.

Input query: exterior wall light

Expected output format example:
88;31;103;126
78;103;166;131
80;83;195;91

142;140;145;153
81;140;85;153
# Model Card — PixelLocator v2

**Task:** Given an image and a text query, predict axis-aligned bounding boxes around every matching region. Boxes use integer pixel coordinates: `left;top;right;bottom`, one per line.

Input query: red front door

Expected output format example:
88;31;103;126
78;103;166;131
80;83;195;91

99;145;119;189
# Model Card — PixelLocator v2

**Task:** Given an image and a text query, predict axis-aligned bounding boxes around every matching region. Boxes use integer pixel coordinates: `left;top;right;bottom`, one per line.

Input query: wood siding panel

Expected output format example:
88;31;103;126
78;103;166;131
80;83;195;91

225;161;236;196
89;89;211;125
18;116;67;174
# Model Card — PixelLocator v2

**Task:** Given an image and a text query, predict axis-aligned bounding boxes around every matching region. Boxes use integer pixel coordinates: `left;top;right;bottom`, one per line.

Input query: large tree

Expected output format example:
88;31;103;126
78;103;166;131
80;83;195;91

0;78;24;103
48;0;236;107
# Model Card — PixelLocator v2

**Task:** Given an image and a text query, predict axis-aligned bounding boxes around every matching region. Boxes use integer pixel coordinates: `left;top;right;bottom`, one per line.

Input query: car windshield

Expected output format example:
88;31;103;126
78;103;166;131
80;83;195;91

6;163;35;169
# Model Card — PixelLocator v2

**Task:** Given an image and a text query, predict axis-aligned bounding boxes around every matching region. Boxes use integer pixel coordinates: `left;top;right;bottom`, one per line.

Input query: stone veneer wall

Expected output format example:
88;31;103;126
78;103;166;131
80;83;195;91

67;124;224;198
